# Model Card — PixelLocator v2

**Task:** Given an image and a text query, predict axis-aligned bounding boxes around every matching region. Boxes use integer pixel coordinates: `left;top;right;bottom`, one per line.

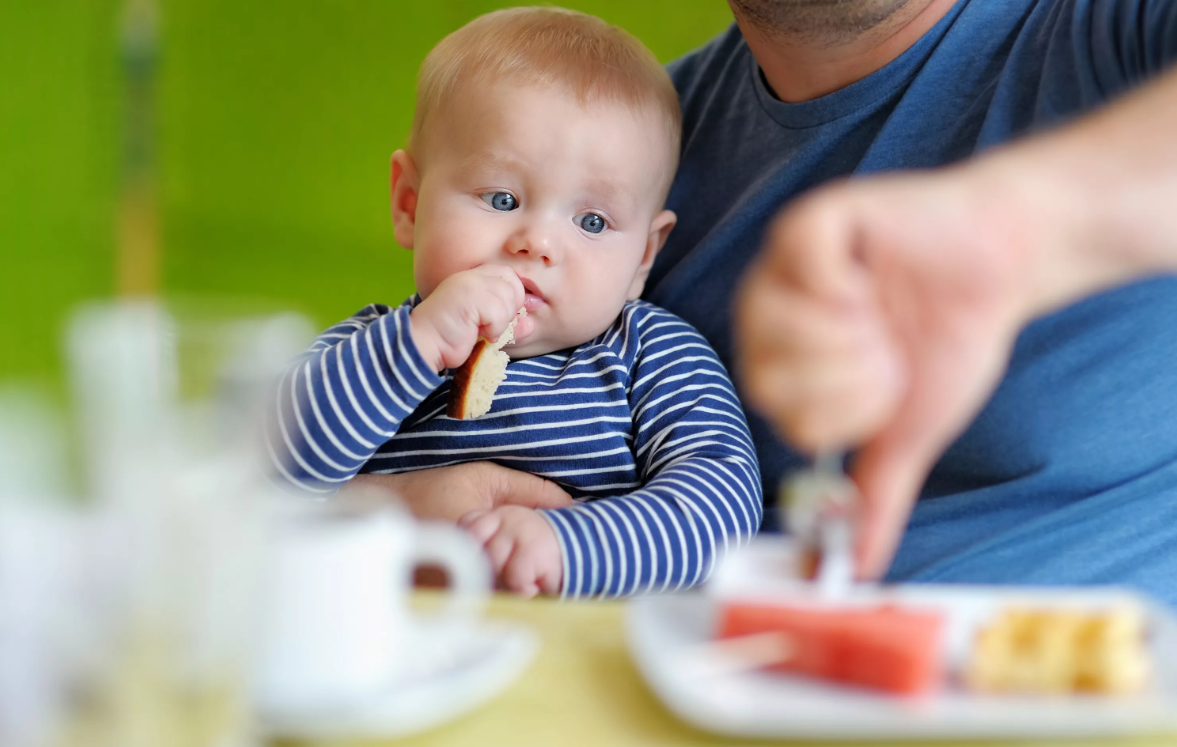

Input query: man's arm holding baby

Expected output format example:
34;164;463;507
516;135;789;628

457;308;764;597
347;463;572;523
267;265;526;493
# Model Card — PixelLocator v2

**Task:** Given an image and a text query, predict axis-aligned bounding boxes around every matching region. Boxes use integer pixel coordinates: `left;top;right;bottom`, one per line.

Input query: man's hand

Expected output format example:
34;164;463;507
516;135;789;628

738;64;1177;581
737;166;1038;580
345;462;573;522
410;265;533;372
459;506;563;597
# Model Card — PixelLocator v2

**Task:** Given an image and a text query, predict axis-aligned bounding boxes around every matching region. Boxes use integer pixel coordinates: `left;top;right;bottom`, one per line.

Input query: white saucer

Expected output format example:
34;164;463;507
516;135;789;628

258;620;538;739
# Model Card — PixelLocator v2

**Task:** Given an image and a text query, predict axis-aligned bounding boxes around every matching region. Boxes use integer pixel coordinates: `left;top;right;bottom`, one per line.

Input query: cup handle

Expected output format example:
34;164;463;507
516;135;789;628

409;521;490;626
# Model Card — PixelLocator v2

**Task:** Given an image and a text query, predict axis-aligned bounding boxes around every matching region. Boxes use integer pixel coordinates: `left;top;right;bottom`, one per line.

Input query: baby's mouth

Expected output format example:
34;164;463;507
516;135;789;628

518;276;547;311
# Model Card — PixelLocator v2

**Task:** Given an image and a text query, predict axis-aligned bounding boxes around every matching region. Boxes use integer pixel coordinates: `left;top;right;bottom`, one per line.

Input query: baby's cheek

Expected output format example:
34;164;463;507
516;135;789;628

410;251;447;300
563;281;623;333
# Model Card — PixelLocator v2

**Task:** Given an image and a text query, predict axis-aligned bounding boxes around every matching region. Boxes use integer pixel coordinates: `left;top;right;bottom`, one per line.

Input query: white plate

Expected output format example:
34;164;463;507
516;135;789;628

626;546;1177;740
259;620;538;739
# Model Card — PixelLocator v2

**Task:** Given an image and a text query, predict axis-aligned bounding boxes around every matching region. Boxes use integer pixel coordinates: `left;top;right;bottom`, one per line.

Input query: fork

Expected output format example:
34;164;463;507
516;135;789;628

779;451;861;598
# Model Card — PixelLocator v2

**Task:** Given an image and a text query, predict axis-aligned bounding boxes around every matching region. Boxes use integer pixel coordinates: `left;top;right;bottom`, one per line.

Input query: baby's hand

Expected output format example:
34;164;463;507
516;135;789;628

410;266;532;372
458;505;562;597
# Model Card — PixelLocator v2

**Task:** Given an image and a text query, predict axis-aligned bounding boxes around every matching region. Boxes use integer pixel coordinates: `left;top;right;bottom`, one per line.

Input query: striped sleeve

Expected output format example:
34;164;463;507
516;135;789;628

540;308;763;598
265;302;444;494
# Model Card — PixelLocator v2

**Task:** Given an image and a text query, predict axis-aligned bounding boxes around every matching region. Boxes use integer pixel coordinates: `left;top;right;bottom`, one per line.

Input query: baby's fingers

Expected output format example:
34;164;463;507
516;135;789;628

458;508;501;544
473;265;525;335
500;552;541;598
483;529;517;579
470;293;519;343
511;313;534;341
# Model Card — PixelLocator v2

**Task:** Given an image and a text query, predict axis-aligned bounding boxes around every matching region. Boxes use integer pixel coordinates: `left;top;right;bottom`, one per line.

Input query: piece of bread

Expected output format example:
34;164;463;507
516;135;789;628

447;310;525;420
965;606;1149;694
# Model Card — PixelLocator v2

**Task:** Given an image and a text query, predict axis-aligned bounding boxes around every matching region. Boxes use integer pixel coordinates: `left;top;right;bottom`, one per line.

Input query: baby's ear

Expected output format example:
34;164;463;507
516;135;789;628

628;209;677;300
391;150;420;249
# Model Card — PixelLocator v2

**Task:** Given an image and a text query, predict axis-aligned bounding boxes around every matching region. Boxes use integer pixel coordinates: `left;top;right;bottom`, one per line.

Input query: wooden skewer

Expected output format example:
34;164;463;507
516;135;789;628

676;631;795;679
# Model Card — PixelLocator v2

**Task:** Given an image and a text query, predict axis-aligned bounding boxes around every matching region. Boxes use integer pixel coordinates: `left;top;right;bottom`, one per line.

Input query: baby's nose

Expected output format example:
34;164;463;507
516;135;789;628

507;227;562;265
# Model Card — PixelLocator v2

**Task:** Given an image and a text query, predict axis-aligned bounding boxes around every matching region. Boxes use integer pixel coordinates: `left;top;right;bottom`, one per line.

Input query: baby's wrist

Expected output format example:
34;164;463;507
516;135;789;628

408;310;445;373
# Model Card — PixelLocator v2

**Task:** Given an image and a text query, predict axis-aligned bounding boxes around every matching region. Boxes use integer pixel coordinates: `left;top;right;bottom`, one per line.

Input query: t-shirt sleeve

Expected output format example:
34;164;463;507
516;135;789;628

1085;0;1177;93
264;302;443;494
539;308;763;598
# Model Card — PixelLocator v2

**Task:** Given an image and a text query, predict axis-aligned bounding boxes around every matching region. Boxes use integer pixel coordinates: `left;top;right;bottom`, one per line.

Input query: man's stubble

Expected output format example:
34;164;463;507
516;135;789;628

728;0;925;45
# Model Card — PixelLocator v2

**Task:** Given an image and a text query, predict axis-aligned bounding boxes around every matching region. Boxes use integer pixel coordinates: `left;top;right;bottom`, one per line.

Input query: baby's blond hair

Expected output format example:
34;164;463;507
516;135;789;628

409;6;681;182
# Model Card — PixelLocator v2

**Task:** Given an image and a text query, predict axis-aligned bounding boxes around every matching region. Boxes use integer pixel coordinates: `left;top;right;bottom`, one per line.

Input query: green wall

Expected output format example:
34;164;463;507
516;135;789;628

0;0;121;390
1;1;733;390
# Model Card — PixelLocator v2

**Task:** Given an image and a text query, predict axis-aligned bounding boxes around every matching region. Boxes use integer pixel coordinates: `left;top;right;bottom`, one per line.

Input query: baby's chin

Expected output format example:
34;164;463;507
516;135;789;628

505;329;603;360
505;314;622;360
504;338;564;360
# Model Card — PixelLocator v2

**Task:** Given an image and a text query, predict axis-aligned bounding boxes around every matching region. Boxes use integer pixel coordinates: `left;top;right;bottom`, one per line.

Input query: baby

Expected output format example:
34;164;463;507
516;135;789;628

269;7;762;598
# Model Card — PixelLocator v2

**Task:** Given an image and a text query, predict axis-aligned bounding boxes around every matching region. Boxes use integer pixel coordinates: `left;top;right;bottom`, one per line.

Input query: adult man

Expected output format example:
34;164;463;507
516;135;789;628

362;0;1177;602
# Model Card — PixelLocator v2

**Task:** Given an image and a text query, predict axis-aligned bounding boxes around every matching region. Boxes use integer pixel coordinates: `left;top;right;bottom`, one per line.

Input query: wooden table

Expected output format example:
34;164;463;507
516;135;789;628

280;594;1177;747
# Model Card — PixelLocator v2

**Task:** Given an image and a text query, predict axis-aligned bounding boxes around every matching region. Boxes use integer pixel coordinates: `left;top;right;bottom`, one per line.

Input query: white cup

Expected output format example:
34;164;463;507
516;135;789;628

253;500;489;717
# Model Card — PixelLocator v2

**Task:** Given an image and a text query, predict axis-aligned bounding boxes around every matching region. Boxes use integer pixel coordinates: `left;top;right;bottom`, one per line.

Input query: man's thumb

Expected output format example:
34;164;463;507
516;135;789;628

851;431;941;579
495;468;574;509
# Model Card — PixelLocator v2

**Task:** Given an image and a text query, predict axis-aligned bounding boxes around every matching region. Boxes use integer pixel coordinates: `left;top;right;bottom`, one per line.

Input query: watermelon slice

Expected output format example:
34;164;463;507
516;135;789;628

718;602;945;695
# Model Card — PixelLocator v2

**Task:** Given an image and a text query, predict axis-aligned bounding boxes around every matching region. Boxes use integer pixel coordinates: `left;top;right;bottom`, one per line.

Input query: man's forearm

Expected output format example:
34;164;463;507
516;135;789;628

346;463;573;523
977;66;1177;319
346;471;494;522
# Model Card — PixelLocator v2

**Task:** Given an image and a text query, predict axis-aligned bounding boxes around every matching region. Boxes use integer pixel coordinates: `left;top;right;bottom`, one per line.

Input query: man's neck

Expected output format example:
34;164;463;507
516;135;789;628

730;0;958;103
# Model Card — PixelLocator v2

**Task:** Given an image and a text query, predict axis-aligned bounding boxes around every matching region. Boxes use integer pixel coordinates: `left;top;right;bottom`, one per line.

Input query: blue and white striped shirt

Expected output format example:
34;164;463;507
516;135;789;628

268;298;762;598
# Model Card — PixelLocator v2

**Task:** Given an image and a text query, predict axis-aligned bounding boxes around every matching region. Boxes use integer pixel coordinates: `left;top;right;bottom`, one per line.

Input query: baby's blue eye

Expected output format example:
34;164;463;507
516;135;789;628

578;213;606;234
481;192;518;211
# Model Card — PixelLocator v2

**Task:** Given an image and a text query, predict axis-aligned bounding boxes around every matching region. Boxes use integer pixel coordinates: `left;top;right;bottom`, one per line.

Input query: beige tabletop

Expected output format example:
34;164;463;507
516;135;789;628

278;594;1177;747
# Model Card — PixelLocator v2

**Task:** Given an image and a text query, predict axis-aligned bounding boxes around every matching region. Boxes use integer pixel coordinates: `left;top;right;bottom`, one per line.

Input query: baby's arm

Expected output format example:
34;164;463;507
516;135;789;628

538;310;763;597
265;302;444;494
267;266;526;494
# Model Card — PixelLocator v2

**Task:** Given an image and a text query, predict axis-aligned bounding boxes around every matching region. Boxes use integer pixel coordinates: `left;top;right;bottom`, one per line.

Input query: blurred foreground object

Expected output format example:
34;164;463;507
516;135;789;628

626;536;1177;740
0;396;85;747
63;301;310;747
780;452;859;597
716;602;944;695
967;607;1149;695
3;296;536;745
252;495;514;739
0;299;314;747
116;0;159;297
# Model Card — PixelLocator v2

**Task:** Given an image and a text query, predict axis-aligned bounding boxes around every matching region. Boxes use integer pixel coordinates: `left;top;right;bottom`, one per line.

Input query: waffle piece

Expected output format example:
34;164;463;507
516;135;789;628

966;606;1149;695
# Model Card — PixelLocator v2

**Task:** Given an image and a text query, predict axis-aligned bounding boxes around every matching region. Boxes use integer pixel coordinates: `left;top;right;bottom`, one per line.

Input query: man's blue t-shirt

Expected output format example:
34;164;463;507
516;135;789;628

649;0;1177;602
